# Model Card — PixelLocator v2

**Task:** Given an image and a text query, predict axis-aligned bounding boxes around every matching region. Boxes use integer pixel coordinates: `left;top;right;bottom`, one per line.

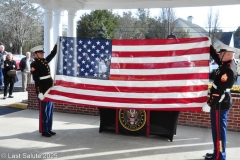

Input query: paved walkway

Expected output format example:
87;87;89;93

0;90;240;159
0;90;28;109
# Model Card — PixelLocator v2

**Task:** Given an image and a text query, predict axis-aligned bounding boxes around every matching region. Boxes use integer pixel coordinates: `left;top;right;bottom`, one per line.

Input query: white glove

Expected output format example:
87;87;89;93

202;103;211;112
38;93;44;101
56;36;60;45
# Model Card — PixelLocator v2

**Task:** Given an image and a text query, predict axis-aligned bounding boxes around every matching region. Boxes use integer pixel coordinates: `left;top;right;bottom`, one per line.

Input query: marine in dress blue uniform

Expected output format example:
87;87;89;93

204;45;237;160
30;44;57;137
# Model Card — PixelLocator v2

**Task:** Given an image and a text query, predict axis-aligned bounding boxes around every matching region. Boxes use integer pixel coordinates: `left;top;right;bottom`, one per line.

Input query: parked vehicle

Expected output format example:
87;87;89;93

13;54;26;70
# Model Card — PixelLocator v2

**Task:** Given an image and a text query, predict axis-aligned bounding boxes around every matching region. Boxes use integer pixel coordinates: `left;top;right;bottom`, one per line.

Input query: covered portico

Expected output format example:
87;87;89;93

25;0;240;147
29;0;239;55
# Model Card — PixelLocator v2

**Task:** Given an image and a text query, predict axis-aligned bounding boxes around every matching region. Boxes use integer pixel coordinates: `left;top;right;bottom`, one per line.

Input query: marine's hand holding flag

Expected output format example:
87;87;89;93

38;93;44;101
202;103;210;112
56;36;60;45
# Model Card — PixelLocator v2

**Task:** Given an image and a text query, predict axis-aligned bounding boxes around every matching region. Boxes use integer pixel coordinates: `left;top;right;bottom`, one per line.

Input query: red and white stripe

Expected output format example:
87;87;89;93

44;37;210;111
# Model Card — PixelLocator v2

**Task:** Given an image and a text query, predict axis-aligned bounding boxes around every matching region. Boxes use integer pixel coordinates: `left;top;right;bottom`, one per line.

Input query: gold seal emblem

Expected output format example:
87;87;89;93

119;109;146;131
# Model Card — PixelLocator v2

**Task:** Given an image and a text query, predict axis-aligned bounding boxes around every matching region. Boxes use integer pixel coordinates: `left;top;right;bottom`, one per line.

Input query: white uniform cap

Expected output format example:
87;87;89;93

217;44;235;54
31;45;45;53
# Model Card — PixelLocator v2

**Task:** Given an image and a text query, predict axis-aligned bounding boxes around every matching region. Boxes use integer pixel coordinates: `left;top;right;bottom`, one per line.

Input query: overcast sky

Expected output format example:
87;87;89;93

170;5;240;32
64;4;240;32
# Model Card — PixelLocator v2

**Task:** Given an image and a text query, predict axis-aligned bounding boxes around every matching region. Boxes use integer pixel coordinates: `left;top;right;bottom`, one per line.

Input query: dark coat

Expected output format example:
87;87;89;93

0;51;7;68
3;59;18;83
31;45;57;94
20;57;34;72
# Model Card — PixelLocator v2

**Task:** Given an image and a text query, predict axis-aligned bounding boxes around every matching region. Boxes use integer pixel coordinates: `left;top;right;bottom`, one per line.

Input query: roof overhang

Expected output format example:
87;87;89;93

29;0;240;10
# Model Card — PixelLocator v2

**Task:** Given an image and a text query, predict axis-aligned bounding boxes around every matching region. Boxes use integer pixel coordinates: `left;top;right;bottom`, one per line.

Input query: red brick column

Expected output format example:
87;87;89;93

27;83;240;132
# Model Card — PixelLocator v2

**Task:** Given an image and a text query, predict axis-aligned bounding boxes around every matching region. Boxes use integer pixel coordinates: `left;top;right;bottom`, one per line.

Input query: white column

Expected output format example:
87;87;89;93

67;10;78;37
50;9;63;78
53;9;63;43
44;8;53;56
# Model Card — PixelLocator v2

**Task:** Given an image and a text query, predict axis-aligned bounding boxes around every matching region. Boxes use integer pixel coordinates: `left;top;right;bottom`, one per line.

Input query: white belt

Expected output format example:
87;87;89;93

212;83;217;89
40;75;51;80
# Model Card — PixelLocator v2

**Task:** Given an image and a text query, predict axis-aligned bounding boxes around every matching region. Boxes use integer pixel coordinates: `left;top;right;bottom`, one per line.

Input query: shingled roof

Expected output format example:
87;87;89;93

234;36;240;49
176;17;240;57
176;17;208;37
220;32;233;45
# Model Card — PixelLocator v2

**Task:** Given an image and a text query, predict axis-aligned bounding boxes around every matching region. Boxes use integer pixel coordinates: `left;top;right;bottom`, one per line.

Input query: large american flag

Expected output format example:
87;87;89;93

44;36;210;111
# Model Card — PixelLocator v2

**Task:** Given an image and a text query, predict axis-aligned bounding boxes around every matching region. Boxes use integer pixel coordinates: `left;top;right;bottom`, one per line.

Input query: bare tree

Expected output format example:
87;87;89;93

206;7;221;44
155;8;178;38
134;8;150;39
145;17;165;39
114;8;189;39
113;11;138;39
0;0;43;54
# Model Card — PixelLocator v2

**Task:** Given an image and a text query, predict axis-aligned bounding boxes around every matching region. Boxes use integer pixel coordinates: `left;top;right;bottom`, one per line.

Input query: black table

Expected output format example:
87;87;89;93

99;108;180;142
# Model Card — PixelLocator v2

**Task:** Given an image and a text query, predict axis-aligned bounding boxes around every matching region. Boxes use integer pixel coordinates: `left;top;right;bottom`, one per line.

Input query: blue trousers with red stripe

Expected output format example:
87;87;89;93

41;101;54;133
37;97;54;133
210;108;228;160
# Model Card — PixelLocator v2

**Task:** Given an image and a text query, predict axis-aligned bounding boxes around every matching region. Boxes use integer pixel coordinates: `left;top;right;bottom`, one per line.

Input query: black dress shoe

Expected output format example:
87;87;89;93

48;131;56;135
205;153;213;157
205;155;215;160
8;95;14;98
42;132;52;137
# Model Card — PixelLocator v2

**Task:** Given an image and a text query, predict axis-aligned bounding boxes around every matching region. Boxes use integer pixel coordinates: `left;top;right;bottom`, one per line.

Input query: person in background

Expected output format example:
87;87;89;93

30;42;58;138
3;53;18;99
20;52;33;92
202;45;237;160
0;45;7;90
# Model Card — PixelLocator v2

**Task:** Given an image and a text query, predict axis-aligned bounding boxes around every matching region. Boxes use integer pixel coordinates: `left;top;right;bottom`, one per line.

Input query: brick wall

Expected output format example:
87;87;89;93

27;83;99;116
27;83;240;132
178;97;240;132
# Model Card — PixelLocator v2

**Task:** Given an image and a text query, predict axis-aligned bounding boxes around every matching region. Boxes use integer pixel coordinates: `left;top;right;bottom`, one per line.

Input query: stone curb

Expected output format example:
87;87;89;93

2;103;28;109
